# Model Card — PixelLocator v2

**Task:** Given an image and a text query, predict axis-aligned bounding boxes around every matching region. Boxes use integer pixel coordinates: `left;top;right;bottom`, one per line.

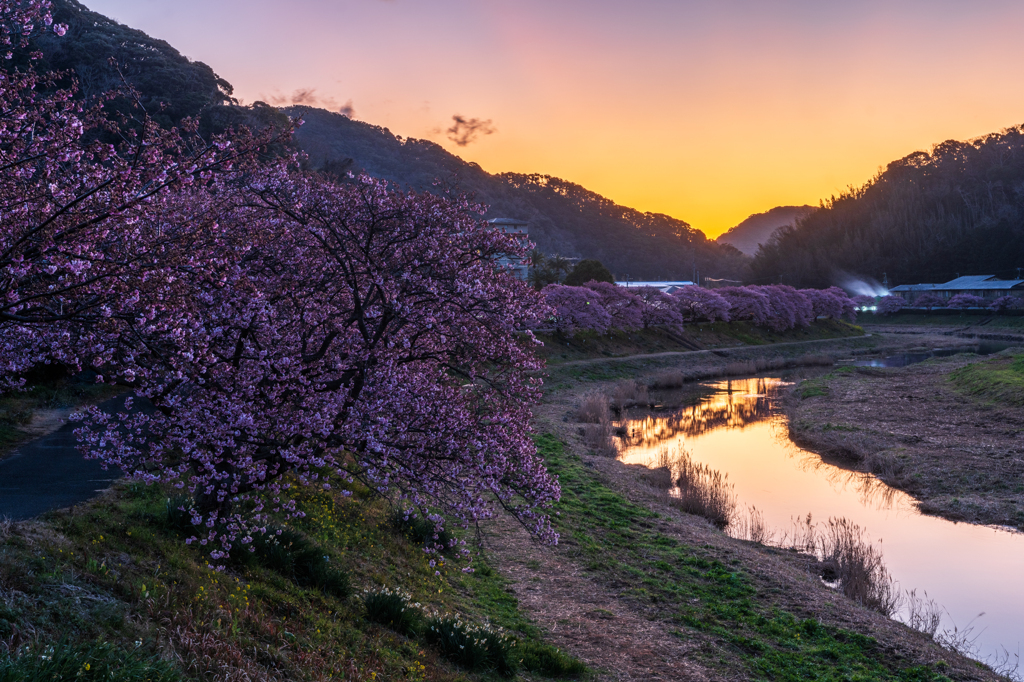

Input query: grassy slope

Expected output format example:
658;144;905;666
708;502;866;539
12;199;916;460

950;352;1024;405
534;434;969;682
538;320;863;365
0;476;584;681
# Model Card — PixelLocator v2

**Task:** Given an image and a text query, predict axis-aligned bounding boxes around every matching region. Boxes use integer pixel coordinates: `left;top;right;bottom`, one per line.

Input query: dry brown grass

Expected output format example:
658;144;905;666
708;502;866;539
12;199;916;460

608;380;649;413
582;421;617;457
670;446;736;529
903;589;942;638
815;517;900;617
576;392;610;424
730;506;774;545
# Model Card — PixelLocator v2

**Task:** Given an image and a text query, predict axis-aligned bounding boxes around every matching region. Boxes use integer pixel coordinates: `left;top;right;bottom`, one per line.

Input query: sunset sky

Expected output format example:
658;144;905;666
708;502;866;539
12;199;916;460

86;0;1024;237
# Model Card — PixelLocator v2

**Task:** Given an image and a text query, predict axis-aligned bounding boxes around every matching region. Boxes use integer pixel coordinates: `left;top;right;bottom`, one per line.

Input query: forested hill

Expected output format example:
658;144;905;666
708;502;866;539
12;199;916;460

28;1;747;280
290;106;747;280
716;205;815;256
749;127;1024;288
35;0;234;129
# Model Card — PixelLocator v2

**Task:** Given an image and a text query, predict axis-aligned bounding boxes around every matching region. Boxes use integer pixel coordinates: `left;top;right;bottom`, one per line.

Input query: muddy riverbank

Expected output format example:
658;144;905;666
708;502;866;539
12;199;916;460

787;353;1024;530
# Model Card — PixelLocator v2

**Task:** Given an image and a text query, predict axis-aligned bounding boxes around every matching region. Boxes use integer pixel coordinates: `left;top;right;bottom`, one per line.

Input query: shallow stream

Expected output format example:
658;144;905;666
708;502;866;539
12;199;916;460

617;370;1024;667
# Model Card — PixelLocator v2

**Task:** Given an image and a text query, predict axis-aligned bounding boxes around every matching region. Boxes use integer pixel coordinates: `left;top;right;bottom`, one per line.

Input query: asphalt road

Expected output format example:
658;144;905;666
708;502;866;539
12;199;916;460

0;395;130;521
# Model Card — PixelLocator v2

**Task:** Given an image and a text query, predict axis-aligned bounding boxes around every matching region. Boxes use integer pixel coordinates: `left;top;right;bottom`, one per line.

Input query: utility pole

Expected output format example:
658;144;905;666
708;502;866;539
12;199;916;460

882;272;888;290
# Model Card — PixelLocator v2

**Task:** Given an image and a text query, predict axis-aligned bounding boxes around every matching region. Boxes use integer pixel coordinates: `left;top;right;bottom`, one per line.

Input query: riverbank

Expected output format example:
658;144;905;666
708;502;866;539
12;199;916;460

788;353;1024;530
482;357;1002;680
537;320;864;365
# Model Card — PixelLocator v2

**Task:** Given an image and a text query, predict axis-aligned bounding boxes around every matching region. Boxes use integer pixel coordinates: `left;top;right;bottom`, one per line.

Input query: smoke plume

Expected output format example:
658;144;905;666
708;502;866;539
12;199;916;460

446;115;496;146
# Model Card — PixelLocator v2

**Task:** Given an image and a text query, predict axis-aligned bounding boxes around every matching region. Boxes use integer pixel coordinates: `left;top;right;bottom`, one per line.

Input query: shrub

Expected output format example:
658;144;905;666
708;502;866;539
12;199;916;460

363;586;423;637
517;641;588;677
425;613;517;676
236;528;351;599
391;509;454;551
0;641;182;682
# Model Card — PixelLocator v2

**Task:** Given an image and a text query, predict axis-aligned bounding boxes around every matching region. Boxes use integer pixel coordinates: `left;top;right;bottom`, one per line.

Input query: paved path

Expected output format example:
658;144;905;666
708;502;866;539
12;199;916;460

0;395;131;521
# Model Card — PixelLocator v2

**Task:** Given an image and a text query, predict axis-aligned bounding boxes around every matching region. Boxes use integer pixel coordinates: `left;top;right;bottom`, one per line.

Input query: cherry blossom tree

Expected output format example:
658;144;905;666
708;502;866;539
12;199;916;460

0;0;276;389
946;293;986;309
913;292;946;310
759;285;813;331
989;295;1022;312
803;287;847;320
632;286;685;333
851;294;876;310
672;286;731;323
583;281;644;331
541;284;612;336
717;287;770;326
78;174;560;561
877;295;905;315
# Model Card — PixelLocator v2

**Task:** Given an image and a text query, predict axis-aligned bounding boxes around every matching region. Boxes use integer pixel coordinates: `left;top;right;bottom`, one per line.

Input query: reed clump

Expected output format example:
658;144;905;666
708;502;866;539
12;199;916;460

575;392;610;423
815;517;900;617
670;446;736;529
582;420;617;457
608;380;649;413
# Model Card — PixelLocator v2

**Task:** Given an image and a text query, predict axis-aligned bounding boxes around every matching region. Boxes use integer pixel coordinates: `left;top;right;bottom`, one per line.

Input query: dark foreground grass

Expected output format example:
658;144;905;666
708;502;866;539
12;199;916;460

536;433;962;682
950;352;1024;406
0;476;585;681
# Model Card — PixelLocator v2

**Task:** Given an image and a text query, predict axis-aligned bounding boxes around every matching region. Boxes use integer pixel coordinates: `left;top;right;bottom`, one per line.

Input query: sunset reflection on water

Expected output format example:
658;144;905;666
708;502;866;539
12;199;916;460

618;375;1024;664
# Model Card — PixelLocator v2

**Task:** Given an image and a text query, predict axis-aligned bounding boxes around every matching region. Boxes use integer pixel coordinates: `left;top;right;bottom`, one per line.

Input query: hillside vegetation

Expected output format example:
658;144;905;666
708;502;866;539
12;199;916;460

750;125;1024;288
289;107;748;281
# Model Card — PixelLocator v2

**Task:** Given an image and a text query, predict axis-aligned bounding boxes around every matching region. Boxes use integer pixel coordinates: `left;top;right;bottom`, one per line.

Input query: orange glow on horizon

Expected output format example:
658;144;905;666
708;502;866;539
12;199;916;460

83;0;1024;238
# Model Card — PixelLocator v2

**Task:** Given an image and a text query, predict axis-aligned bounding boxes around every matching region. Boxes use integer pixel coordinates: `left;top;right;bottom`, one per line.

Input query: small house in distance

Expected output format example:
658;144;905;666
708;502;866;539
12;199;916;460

890;275;1024;304
487;218;530;281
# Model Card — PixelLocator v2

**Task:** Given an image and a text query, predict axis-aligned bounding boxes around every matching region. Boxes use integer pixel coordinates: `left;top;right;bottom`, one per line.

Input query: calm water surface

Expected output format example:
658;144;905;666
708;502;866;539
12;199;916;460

618;375;1024;664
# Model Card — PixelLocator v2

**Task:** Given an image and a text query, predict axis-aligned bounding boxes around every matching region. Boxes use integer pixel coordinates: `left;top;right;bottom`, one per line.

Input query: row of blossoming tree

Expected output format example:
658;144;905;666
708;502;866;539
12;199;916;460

872;293;1024;315
1;0;559;565
539;282;856;336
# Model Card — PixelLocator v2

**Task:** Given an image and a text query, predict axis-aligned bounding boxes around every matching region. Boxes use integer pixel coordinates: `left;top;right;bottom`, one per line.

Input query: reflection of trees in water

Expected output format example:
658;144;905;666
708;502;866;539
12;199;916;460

621;378;781;448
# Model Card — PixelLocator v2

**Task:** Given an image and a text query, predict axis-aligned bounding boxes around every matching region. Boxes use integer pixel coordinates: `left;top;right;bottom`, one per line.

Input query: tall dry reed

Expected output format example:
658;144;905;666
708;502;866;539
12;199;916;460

815;517;900;617
576;392;610;424
670;446;736;529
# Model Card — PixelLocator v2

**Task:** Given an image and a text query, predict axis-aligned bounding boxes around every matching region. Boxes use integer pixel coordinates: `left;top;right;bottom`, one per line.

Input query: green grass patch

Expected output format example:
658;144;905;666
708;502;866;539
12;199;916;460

0;473;585;681
535;433;955;681
950;353;1024;406
0;640;182;682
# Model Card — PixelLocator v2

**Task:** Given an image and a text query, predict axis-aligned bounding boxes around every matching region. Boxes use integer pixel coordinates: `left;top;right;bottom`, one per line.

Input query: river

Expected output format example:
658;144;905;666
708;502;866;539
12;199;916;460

617;372;1024;669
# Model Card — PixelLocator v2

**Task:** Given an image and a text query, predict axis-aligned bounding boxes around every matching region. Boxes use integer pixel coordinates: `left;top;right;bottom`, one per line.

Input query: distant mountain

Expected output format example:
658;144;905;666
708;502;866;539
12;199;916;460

716;206;815;256
288;106;748;280
31;1;749;281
